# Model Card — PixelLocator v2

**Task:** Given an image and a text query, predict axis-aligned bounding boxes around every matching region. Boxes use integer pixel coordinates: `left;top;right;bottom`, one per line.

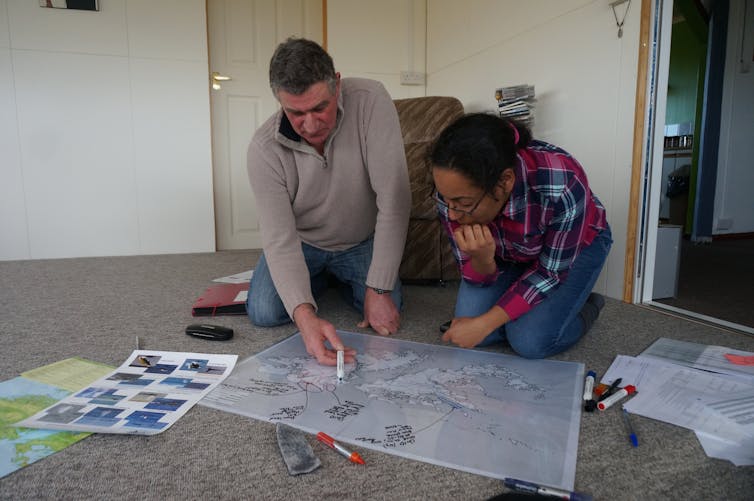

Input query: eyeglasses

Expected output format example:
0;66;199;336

432;190;486;216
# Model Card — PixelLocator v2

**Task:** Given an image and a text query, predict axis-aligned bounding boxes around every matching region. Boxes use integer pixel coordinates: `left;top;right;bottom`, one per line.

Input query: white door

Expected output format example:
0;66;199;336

208;0;323;249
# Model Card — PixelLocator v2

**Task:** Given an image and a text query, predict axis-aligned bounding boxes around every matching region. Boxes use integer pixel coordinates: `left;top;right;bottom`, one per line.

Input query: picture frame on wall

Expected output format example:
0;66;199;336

40;1;99;11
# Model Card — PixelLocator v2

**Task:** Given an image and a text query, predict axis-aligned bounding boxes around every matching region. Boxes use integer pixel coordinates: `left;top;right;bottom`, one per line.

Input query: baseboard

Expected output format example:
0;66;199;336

712;232;754;241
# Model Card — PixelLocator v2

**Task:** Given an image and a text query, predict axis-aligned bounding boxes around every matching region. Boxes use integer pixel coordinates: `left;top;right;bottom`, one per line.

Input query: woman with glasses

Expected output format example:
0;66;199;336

430;113;612;359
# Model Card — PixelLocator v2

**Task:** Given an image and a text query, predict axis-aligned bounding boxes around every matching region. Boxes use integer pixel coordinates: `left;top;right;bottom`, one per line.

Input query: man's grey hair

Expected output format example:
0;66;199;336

269;38;337;97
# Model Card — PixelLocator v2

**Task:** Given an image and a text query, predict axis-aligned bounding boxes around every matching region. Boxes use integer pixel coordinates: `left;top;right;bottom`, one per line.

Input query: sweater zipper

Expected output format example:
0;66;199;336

321;147;329;169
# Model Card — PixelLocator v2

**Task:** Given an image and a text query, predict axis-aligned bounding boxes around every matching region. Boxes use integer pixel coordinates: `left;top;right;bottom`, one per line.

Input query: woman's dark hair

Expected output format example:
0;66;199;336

429;113;531;193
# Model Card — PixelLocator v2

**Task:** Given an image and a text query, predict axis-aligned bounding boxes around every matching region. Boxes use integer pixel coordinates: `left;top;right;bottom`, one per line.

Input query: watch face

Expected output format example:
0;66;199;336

373;288;388;294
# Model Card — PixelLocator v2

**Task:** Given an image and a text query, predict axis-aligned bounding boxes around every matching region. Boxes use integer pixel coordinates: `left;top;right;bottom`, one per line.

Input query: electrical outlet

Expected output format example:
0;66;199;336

400;71;425;86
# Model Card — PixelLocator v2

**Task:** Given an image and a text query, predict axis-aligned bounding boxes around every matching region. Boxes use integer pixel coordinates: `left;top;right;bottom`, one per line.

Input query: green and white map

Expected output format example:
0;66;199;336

0;377;86;478
0;358;112;479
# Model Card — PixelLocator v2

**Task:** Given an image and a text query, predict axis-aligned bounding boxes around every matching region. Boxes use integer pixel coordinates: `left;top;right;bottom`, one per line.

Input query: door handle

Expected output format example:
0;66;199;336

211;72;232;90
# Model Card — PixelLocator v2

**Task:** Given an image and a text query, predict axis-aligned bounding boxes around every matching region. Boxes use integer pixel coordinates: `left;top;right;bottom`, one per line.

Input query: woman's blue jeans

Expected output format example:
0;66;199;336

454;226;612;359
247;235;402;327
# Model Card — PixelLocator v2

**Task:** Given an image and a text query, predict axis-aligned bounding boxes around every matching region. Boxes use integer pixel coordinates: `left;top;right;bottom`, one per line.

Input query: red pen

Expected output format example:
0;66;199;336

316;432;365;465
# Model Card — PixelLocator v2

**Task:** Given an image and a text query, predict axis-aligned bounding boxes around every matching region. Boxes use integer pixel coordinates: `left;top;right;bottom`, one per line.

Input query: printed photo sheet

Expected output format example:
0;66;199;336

17;351;237;435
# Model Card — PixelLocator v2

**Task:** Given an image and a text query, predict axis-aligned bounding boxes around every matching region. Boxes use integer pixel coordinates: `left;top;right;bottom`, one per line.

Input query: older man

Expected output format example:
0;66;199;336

246;38;410;365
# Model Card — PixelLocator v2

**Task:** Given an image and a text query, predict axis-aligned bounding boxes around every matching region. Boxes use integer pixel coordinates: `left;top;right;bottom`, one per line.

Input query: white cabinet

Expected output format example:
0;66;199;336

653;224;683;299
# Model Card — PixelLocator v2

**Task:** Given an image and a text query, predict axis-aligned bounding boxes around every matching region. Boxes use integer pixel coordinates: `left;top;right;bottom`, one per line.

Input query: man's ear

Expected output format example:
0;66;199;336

334;72;341;95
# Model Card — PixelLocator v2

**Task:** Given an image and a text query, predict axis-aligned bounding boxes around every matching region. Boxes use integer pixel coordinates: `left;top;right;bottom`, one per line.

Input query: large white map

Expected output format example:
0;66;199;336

201;331;584;490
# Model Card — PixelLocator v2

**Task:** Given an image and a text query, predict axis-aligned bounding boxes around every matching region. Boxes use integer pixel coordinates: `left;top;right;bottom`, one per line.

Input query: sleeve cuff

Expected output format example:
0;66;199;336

461;261;499;284
496;293;531;321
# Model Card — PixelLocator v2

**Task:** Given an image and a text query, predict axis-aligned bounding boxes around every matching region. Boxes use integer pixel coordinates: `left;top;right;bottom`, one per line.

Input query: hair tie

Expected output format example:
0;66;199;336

509;122;520;147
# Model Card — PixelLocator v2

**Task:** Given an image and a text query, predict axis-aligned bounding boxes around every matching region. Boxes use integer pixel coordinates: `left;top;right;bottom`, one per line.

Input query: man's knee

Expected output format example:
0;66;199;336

246;299;289;327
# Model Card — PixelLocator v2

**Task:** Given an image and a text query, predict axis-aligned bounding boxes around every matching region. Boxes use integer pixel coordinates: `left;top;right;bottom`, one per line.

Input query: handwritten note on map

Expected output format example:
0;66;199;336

201;331;584;490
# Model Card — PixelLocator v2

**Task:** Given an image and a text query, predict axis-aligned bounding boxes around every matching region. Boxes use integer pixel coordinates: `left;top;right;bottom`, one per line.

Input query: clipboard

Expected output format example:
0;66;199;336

191;283;248;316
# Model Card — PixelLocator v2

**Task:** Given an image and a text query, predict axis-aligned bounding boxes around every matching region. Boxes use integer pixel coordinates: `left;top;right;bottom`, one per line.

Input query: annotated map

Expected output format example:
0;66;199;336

201;331;584;489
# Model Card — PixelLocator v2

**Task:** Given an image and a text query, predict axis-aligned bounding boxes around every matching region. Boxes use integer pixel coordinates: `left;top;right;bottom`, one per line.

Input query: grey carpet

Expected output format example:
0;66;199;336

1;251;753;500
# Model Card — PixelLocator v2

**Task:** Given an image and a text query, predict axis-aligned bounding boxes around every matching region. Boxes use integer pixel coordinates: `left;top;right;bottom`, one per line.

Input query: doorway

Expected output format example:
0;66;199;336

207;0;323;250
639;0;754;333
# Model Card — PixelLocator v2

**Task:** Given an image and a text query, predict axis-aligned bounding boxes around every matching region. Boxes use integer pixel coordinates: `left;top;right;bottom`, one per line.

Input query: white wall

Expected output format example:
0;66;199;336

715;0;754;234
327;0;426;98
0;0;27;259
327;0;639;299
424;0;641;299
0;0;215;260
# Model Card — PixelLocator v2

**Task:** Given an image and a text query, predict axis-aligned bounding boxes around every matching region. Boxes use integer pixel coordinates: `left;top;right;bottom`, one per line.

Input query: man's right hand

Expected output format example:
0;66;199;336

293;303;356;366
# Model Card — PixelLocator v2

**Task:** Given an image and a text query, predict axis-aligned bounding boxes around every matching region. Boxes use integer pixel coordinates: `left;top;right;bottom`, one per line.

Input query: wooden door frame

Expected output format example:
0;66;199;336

623;0;652;302
322;0;327;50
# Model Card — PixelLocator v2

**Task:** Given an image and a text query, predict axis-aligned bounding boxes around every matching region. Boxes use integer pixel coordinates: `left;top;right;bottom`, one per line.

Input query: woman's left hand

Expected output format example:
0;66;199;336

441;316;491;348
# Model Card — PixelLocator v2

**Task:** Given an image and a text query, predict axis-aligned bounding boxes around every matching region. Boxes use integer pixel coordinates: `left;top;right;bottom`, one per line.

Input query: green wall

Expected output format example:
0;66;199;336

666;20;703;126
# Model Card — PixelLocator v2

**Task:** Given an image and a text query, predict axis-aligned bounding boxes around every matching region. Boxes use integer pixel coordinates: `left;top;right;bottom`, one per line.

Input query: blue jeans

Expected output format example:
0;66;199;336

454;226;612;359
246;235;403;326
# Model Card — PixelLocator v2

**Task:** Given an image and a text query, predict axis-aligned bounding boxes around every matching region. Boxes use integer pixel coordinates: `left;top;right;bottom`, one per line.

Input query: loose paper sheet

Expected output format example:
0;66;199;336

201;331;584;490
213;270;254;284
696;431;754;466
640;337;754;379
17;351;237;435
602;355;754;442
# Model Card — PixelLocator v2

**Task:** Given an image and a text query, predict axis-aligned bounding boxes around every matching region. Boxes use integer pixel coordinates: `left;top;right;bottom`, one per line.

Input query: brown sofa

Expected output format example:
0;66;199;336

394;96;464;283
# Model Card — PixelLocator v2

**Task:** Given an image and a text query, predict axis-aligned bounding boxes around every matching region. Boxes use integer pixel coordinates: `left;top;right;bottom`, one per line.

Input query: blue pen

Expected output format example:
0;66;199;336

503;477;593;501
622;408;639;447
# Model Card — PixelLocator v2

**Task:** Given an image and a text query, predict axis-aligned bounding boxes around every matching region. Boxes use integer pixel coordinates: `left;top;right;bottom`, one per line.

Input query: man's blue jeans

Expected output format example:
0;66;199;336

454;226;612;359
247;236;402;327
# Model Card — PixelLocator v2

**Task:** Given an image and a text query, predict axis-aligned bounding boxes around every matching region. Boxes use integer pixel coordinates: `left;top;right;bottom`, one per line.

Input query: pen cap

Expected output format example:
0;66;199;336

593;383;609;397
316;432;334;447
597;385;636;411
582;371;596;400
628;433;639;448
317;432;339;449
571;493;594;501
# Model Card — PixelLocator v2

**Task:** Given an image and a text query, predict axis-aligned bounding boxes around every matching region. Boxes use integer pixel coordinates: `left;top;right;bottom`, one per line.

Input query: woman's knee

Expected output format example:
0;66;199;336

505;317;576;359
506;323;582;359
506;333;553;359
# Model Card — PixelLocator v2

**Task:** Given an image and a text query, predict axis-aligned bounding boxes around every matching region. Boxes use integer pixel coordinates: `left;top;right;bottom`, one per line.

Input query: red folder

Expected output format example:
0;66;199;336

191;283;248;316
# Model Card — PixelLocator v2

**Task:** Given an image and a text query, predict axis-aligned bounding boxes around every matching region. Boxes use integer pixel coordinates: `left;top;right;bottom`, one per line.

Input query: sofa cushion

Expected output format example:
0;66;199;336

405;141;436;219
394;96;464;144
394;97;465;220
394;96;464;282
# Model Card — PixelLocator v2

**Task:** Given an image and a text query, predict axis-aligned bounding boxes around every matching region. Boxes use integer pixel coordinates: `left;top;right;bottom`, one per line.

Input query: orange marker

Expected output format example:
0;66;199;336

316;432;365;465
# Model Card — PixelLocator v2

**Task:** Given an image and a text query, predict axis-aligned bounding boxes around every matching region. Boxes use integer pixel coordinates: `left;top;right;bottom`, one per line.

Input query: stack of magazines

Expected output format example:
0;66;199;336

495;84;535;128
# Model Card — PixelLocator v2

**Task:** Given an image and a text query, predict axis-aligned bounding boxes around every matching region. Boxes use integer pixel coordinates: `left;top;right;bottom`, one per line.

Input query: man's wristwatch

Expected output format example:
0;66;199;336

371;287;390;295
